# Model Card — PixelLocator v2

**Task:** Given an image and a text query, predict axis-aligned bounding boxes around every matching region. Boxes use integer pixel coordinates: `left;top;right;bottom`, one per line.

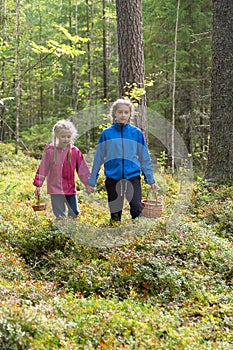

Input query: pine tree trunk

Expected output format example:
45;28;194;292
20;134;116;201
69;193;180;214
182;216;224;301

116;0;147;137
205;0;233;181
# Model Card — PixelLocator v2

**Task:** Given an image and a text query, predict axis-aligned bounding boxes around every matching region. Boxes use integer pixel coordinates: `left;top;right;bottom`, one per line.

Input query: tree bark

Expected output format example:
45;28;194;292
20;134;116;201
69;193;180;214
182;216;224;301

86;0;94;151
73;0;79;113
39;12;44;121
205;0;233;181
171;0;180;176
15;0;21;154
102;0;107;100
0;0;7;141
116;0;147;137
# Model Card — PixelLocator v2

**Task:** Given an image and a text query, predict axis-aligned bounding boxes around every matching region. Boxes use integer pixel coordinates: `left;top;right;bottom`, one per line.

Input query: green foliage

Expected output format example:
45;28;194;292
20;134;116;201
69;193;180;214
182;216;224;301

2;0;212;175
143;0;211;170
1;144;233;348
31;24;88;58
190;179;233;239
20;117;58;158
1;0;118;132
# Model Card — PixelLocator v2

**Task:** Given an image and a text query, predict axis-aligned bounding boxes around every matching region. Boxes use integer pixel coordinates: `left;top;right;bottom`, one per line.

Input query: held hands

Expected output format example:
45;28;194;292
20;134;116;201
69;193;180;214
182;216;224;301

86;184;95;194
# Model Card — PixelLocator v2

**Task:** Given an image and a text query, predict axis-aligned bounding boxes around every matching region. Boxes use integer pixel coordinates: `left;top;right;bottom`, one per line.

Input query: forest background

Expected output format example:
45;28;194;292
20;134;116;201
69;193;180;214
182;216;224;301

1;0;233;349
1;0;211;173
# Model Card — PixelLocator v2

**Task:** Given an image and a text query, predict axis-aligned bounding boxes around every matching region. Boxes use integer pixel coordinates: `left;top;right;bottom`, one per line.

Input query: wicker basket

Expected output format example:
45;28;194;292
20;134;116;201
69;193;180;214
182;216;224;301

142;192;163;218
32;195;46;212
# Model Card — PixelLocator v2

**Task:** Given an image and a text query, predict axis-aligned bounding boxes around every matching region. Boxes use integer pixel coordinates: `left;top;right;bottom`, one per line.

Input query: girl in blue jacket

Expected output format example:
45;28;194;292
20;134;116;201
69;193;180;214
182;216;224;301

88;99;157;222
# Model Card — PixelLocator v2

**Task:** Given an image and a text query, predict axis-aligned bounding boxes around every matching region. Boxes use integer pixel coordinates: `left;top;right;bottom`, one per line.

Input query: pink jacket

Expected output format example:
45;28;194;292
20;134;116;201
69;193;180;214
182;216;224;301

33;144;91;194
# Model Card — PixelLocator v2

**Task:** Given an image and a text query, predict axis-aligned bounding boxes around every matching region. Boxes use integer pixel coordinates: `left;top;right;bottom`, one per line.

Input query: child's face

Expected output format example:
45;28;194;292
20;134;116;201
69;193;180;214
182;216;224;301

114;104;131;126
56;130;72;148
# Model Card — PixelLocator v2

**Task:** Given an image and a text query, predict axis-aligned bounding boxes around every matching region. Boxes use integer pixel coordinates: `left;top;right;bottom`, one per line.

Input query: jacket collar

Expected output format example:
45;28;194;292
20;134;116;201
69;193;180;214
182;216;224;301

113;121;130;130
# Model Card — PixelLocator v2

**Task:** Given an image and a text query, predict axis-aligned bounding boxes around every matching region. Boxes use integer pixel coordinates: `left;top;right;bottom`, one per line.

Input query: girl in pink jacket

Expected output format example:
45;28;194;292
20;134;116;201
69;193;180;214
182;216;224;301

33;120;92;219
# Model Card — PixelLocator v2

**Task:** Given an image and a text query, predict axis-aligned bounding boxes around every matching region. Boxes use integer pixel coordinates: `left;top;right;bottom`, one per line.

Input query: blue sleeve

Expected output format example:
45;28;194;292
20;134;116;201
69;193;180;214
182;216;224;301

137;132;156;185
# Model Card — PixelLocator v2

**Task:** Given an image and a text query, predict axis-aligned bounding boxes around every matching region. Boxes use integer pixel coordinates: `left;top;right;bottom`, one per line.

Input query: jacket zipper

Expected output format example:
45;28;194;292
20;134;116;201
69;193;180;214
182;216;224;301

121;126;124;179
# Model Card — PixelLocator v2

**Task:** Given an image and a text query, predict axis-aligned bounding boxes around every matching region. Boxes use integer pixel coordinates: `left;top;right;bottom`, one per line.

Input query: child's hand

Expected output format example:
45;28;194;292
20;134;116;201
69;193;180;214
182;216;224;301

34;187;40;197
86;185;94;194
150;183;157;191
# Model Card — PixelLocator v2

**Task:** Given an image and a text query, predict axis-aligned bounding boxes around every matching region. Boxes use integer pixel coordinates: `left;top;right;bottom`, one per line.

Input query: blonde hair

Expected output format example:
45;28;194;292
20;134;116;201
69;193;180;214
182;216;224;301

52;120;77;163
110;98;135;122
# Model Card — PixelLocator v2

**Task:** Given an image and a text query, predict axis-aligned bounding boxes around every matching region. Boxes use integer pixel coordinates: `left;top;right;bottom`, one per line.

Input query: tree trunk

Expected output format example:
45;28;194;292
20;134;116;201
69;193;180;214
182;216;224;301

102;0;107;100
68;0;73;109
39;12;44;121
0;0;7;141
15;0;21;154
171;0;180;176
86;0;94;151
183;0;193;155
116;0;147;137
28;62;33;127
73;0;79;113
205;0;233;182
1;0;7;93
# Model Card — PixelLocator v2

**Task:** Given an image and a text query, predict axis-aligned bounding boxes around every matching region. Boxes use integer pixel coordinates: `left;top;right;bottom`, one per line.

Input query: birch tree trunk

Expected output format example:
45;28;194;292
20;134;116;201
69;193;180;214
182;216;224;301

0;0;7;141
15;0;21;153
102;0;107;100
171;0;180;176
73;0;79;113
39;12;44;121
86;0;94;151
68;0;73;109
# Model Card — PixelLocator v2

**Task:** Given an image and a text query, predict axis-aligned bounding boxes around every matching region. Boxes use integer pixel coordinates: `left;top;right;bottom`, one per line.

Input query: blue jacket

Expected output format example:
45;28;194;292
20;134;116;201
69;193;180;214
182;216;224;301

88;122;155;186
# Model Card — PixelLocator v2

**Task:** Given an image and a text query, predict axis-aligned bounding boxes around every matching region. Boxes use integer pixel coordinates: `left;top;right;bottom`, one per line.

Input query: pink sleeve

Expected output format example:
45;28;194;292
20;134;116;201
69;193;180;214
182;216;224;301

76;150;91;186
33;147;50;187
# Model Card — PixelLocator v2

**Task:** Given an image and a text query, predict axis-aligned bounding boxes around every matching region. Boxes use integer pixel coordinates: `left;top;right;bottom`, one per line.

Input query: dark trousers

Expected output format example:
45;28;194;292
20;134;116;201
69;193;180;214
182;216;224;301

105;176;142;221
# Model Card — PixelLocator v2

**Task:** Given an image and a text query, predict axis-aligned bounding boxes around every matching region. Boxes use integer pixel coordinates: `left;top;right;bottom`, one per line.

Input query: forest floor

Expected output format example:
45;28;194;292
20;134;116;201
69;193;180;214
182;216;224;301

0;142;233;349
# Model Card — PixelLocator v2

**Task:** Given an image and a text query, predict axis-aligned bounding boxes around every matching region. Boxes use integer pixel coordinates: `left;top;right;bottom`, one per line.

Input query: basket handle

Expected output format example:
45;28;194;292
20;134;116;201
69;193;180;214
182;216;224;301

146;189;158;205
37;194;41;206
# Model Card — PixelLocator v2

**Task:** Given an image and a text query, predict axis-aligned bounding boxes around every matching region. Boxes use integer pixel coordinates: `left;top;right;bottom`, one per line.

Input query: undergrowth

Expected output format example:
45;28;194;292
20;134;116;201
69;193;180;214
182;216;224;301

0;143;233;349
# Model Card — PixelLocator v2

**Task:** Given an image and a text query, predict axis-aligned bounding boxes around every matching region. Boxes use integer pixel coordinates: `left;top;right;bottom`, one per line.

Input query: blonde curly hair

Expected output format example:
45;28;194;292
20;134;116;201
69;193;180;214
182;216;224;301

52;120;77;163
